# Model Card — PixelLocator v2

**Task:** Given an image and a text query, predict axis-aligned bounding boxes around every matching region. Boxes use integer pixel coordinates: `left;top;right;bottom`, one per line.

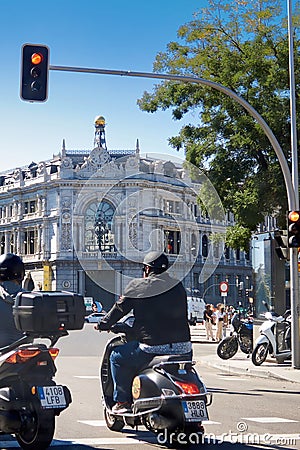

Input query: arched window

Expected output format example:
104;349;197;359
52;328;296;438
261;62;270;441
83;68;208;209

202;234;208;258
84;201;115;252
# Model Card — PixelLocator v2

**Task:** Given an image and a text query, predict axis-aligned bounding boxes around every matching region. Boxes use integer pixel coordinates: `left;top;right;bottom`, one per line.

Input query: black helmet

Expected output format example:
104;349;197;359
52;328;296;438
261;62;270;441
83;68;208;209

143;251;169;273
0;253;25;282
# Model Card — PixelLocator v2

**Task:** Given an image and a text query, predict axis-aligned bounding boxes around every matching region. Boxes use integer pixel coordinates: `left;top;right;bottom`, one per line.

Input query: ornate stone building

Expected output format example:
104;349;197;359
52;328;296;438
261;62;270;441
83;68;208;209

0;117;252;309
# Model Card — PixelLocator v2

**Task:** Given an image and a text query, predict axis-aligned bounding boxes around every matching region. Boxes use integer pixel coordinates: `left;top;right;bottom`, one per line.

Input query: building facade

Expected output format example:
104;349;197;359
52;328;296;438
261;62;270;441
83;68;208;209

0;117;252;310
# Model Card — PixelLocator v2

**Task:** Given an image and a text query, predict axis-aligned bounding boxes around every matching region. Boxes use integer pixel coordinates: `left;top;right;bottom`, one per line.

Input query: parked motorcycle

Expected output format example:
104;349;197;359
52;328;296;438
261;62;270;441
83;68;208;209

100;317;212;445
252;305;291;366
217;312;253;360
0;291;85;450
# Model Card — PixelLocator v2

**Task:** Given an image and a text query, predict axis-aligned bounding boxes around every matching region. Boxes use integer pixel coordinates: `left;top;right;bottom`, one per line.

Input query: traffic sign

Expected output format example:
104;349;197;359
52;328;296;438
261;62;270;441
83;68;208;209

219;281;229;293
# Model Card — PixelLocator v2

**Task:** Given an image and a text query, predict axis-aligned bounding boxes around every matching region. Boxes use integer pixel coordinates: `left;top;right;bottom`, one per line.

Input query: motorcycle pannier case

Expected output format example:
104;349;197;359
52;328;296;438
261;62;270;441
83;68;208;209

13;291;86;334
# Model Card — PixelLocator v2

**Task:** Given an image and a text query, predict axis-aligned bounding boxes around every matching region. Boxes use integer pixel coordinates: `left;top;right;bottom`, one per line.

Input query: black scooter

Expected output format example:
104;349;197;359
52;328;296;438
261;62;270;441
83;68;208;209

217;312;253;360
0;290;85;450
0;332;71;450
100;317;212;445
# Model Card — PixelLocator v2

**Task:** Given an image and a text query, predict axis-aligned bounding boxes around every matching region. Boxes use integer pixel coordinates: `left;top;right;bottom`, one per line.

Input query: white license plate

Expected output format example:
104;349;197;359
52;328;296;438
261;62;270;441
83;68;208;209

182;400;208;422
37;385;66;409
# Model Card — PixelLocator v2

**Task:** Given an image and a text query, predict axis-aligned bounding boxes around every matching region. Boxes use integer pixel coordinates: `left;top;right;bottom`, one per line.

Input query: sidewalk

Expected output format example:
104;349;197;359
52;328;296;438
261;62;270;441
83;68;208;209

191;326;300;384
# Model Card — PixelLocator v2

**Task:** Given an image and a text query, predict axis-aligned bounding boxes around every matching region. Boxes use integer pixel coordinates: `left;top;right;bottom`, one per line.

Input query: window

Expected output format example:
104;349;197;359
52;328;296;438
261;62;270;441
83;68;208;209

202;235;208;258
24;200;36;215
84;201;115;252
24;229;37;254
164;229;181;254
224;246;230;260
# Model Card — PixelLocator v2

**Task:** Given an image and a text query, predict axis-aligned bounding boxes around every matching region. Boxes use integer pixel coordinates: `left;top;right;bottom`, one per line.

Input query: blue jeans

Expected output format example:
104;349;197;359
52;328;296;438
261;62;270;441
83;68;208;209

110;340;153;403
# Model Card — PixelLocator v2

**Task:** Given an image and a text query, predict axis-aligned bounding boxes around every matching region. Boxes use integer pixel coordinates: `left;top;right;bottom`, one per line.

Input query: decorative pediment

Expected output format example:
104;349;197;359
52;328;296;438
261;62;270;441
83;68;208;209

81;147;111;171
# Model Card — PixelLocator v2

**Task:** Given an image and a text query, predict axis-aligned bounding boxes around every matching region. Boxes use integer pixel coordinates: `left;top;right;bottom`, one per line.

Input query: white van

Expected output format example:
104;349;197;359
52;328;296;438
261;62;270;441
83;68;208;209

187;296;206;325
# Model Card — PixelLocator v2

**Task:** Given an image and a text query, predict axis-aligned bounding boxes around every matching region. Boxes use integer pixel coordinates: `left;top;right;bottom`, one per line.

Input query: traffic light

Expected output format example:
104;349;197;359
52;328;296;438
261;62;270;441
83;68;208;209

20;44;49;102
274;229;289;260
288;211;300;248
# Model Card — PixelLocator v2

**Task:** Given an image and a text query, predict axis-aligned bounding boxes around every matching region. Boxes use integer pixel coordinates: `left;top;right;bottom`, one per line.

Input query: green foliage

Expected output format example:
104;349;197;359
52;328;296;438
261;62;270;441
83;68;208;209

226;224;252;252
137;0;300;247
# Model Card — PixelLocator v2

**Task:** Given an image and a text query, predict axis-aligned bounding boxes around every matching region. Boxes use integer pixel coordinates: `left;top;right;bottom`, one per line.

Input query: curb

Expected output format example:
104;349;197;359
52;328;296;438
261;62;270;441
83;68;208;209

196;356;300;384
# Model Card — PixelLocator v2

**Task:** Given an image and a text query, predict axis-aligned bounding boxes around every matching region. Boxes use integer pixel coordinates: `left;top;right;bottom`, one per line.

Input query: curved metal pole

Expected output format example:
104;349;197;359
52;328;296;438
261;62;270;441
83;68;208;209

50;63;299;368
50;65;296;210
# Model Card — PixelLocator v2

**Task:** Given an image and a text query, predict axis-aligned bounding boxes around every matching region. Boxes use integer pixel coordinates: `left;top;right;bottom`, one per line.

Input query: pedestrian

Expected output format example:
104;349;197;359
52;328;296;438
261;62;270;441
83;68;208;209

204;304;215;341
215;304;227;342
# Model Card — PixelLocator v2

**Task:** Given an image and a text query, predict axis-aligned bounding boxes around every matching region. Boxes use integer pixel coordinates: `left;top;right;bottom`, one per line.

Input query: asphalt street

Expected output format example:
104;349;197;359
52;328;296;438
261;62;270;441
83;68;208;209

0;324;299;449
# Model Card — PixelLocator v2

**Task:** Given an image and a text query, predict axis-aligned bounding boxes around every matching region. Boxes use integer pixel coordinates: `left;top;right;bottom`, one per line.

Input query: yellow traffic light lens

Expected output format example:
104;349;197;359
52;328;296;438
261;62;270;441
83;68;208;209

31;52;43;65
289;211;300;222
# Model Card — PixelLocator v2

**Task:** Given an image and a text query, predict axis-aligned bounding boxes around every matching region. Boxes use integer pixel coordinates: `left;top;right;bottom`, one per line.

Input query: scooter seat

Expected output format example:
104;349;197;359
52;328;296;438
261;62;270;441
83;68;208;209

147;353;192;368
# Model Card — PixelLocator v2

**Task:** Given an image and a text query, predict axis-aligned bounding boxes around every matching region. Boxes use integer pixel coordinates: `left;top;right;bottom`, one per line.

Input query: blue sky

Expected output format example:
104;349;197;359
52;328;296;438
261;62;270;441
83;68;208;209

1;0;206;172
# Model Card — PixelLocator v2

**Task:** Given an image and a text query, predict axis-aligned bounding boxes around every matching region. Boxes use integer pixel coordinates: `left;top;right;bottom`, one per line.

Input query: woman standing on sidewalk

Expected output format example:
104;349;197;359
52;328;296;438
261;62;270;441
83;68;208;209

204;304;215;341
214;304;228;342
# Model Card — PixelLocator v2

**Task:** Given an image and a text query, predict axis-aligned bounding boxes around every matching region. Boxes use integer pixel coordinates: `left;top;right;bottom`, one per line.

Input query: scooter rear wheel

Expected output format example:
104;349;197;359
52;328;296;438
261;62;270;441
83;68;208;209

104;406;125;431
217;337;238;360
251;343;269;366
15;409;55;450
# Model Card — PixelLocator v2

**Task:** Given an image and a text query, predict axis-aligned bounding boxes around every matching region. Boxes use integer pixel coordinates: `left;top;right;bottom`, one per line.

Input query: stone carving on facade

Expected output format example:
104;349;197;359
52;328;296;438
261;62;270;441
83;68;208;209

61;157;73;170
60;196;72;250
97;160;124;179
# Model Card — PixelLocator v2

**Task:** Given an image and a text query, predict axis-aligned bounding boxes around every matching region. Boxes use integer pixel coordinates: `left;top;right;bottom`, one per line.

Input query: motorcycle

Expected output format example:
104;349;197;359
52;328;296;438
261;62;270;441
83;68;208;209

0;290;85;450
100;317;212;446
252;305;291;366
217;312;253;360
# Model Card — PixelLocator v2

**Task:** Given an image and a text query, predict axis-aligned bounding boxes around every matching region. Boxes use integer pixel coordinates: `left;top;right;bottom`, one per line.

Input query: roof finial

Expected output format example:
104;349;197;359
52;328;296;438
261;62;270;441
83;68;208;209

62;139;66;157
136;138;140;154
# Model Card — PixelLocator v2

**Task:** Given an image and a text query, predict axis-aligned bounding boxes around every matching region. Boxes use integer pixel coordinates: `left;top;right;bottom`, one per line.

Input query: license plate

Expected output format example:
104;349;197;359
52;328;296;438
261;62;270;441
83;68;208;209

37;386;66;409
182;400;208;422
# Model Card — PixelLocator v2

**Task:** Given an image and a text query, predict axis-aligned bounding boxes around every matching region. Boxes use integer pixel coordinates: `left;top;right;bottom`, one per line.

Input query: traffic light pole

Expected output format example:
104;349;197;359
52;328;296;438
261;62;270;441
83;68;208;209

287;0;300;369
49;63;300;368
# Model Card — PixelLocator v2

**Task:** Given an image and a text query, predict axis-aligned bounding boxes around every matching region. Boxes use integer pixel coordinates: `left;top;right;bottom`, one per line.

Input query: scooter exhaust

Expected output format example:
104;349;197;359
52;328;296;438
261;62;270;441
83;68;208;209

148;412;177;430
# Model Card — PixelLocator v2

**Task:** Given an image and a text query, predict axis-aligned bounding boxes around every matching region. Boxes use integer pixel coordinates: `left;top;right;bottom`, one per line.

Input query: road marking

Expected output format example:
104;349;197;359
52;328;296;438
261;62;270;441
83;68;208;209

218;376;248;381
78;419;107;426
242;417;298;423
74;375;99;379
78;419;221;427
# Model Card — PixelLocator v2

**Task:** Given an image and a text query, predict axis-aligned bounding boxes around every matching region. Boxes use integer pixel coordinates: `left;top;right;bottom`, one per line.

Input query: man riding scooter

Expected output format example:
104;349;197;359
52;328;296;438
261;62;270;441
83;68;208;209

0;253;26;348
95;251;192;414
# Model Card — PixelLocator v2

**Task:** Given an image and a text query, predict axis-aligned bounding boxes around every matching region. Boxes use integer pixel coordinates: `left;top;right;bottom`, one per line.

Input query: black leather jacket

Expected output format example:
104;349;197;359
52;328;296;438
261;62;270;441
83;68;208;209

99;272;191;346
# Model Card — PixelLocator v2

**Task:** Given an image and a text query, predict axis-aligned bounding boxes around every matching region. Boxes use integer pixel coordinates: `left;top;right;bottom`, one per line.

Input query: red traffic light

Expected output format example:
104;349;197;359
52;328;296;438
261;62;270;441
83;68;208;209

20;44;49;102
31;52;43;65
288;211;300;222
288;211;300;248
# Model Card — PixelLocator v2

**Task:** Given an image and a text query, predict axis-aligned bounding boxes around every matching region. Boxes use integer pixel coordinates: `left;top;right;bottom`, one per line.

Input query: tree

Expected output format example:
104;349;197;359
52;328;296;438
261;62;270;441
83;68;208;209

137;0;300;250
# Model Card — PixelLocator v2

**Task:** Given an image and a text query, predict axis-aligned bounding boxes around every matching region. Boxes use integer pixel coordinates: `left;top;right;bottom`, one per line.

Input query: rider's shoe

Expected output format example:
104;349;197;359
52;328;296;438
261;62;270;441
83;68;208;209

111;402;132;414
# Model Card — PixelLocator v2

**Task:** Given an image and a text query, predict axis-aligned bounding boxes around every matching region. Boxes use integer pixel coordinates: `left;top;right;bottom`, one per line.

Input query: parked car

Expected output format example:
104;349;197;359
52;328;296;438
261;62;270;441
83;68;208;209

187;296;206;325
85;312;106;323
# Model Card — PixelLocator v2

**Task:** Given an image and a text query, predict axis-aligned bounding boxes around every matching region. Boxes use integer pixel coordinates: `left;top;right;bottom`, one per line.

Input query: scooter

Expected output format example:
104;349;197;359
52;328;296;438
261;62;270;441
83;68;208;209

217;312;253;360
0;333;71;450
0;290;85;450
100;317;212;446
252;304;291;366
